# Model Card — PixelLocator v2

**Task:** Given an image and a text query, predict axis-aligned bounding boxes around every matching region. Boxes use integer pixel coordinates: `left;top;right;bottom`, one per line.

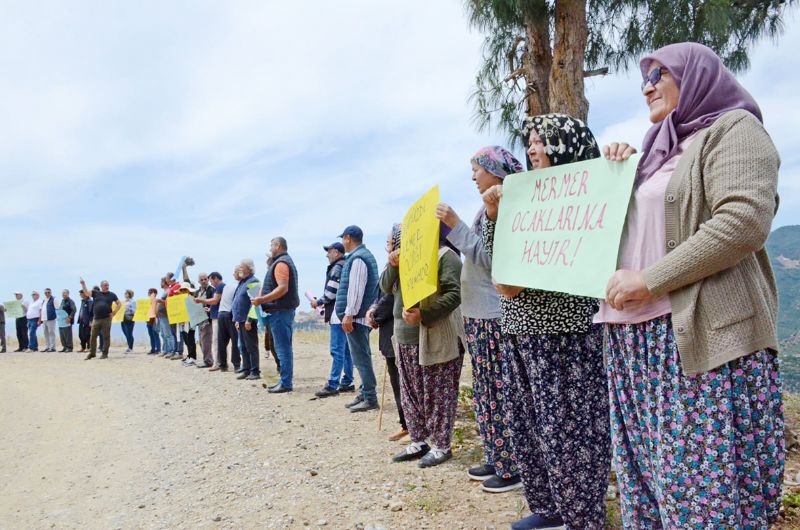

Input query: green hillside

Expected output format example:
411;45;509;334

766;225;800;392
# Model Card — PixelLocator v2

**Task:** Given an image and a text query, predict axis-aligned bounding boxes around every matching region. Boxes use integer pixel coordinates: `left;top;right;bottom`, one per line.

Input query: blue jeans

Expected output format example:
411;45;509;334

121;320;135;349
172;324;182;353
269;310;295;389
327;323;354;389
346;323;377;402
158;316;175;353
27;318;39;350
147;321;161;352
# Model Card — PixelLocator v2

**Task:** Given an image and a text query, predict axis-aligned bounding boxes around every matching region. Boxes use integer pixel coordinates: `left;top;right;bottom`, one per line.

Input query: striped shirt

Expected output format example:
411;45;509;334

345;259;369;326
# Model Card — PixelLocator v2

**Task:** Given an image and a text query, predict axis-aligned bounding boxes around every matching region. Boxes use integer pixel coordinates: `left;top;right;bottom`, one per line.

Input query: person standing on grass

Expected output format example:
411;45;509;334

26;291;43;352
59;289;77;352
40;288;57;352
77;290;92;353
13;292;29;352
81;278;120;360
252;237;300;393
311;241;354;398
336;225;380;413
121;290;136;353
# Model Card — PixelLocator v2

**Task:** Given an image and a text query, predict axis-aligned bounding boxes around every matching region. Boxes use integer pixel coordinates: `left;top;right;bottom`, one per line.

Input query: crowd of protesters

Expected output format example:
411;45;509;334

0;43;787;530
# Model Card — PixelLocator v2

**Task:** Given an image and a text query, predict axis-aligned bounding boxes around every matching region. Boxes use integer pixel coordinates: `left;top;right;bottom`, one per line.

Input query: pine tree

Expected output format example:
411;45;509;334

467;0;795;146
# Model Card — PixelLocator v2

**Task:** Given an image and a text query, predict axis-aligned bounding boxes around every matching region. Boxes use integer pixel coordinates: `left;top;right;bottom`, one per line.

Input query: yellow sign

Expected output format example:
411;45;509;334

167;294;189;324
400;185;440;308
132;299;151;322
112;302;126;323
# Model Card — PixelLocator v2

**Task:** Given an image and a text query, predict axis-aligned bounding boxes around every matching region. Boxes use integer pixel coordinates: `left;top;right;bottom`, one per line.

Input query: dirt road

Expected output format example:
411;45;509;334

0;335;523;529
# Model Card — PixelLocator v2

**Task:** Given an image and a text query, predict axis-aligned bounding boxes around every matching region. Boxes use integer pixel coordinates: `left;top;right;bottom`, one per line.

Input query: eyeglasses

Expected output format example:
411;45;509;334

641;67;667;91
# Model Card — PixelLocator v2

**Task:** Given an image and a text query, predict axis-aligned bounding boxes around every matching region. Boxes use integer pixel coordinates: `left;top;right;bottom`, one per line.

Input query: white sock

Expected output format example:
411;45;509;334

429;446;449;458
406;442;427;454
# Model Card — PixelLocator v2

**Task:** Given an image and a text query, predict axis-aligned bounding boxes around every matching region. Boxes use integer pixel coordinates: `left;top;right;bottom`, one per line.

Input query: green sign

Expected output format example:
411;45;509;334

491;155;640;299
3;300;24;319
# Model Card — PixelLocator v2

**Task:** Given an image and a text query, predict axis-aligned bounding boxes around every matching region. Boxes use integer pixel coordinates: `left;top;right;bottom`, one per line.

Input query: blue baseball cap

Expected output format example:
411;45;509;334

323;242;345;253
338;225;363;240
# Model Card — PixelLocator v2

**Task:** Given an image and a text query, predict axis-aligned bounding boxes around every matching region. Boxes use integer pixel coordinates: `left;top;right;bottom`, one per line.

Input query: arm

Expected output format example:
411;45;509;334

641;115;780;297
316;264;341;306
110;298;121;318
79;278;91;298
253;265;289;304
380;257;400;295
372;293;394;325
196;292;221;306
447;219;492;270
419;251;462;325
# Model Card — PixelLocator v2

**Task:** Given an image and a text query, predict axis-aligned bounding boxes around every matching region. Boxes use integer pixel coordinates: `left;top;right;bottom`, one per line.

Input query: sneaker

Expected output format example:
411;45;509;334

392;442;430;463
234;366;246;374
315;386;339;398
267;385;292;394
338;384;356;393
344;395;364;409
236;372;249;380
418;447;452;468
183;358;196;366
245;374;260;380
124;348;132;353
510;514;566;530
481;475;523;493
387;429;409;442
349;399;378;413
468;464;495;481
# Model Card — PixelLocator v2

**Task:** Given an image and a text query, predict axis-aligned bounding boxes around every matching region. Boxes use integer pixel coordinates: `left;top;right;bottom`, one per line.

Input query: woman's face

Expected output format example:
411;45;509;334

643;60;680;123
527;131;551;169
385;232;393;254
471;161;502;194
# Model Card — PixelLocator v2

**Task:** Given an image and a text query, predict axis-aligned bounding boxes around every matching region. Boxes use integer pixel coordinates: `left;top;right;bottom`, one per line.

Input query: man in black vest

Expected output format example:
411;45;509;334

252;237;300;394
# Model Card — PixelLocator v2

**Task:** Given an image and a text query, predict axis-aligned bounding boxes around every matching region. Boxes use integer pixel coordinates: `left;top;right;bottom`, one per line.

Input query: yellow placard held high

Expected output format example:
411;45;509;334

167;293;190;324
132;299;151;322
400;185;440;308
112;301;126;323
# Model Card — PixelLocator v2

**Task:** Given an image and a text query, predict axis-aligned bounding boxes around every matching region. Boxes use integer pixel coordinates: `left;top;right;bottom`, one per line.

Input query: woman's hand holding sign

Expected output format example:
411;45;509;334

481;184;503;221
605;270;652;310
603;142;637;161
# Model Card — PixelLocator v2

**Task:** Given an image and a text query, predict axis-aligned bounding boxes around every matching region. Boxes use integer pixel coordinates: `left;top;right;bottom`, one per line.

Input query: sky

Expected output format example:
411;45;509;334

1;0;799;312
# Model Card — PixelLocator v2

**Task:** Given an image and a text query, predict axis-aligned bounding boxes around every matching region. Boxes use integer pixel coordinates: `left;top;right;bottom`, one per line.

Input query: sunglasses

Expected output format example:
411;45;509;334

641;67;667;91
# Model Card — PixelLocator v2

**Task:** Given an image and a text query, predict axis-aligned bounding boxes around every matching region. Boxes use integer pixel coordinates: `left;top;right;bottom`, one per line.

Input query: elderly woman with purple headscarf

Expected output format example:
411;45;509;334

436;146;522;494
380;221;465;468
599;43;783;529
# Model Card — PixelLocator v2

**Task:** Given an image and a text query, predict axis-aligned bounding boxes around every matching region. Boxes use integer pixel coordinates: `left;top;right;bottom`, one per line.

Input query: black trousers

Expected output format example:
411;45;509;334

239;319;260;376
181;329;197;359
216;312;240;368
59;325;73;351
16;317;28;350
385;356;407;429
79;323;91;349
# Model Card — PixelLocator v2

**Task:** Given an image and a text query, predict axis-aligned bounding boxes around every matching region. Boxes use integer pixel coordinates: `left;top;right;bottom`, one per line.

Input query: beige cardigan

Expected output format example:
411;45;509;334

641;109;780;375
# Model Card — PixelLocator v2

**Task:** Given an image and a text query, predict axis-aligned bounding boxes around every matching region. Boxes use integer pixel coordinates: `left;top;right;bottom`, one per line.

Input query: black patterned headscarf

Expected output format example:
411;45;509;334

523;113;600;166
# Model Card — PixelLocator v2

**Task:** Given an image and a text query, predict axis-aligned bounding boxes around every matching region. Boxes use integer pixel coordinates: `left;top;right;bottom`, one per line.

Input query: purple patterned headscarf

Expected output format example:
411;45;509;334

471;146;523;179
637;42;762;185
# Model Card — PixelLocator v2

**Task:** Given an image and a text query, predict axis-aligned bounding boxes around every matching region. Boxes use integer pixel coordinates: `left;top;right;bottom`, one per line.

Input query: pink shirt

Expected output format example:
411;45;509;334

595;132;700;324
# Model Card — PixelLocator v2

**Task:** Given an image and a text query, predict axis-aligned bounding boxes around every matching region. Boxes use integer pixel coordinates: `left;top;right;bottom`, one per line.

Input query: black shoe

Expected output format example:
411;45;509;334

481;475;523;493
344;395;364;409
418;449;452;468
13;348;22;352
84;354;95;360
392;443;430;462
99;354;108;359
338;384;356;393
468;464;495;481
245;374;260;380
315;386;339;398
234;366;244;373
268;385;292;394
349;400;378;413
59;348;67;353
236;372;249;380
196;363;213;369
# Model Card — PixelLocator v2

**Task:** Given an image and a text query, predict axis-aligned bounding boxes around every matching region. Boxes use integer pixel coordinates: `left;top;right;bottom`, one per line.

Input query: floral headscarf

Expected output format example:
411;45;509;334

523;113;600;166
470;146;524;179
390;223;402;251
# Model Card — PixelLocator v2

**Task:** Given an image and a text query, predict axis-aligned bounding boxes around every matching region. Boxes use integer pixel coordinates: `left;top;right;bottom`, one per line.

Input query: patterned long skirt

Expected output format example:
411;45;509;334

464;317;518;479
396;344;463;450
605;315;784;530
503;326;610;530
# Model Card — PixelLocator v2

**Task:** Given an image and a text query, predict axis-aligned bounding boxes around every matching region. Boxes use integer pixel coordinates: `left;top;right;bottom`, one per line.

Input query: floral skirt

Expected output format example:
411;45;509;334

605;315;784;529
464;317;517;479
503;326;610;529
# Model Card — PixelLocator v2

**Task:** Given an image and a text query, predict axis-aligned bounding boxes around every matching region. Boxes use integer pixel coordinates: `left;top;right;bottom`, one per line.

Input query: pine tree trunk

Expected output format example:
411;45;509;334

548;0;589;121
523;2;553;119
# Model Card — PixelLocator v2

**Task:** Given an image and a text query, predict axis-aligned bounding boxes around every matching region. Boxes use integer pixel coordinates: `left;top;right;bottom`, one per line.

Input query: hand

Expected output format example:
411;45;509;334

204;307;210;313
602;142;637;162
251;296;265;306
38;320;42;326
342;315;354;334
79;277;86;286
605;270;651;310
388;249;400;268
244;321;252;331
193;297;202;304
482;184;503;221
235;322;240;330
435;202;460;229
310;299;318;309
365;308;377;329
493;282;524;299
402;308;422;325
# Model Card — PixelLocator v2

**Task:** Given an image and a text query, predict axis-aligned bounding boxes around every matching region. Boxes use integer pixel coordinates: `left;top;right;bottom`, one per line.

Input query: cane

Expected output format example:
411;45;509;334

377;361;388;431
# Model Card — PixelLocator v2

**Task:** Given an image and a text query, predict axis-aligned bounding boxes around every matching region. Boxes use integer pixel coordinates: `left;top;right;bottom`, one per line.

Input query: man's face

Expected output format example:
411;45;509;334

80;291;87;300
44;290;51;298
62;290;69;299
15;293;22;300
100;282;110;292
32;292;39;300
270;240;281;256
233;267;241;281
210;277;221;287
326;248;341;264
198;274;208;287
342;235;354;252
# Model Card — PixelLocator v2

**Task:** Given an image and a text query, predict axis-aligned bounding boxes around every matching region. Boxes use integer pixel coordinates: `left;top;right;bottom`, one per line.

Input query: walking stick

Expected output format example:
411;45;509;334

377;361;388;431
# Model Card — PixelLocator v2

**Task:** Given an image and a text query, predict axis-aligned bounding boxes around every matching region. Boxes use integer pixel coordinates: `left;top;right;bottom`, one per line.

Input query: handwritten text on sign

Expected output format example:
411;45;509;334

492;155;639;299
400;185;440;308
